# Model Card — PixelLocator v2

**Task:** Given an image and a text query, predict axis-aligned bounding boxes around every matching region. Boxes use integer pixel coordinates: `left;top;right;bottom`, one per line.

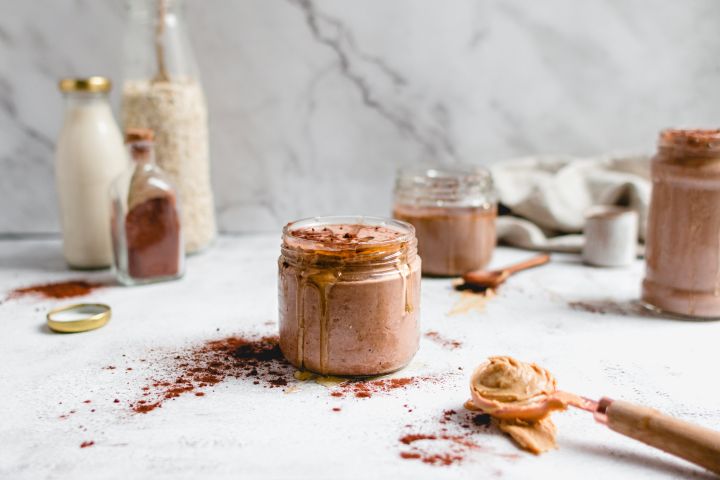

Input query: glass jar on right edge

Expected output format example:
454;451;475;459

642;129;720;319
393;166;498;276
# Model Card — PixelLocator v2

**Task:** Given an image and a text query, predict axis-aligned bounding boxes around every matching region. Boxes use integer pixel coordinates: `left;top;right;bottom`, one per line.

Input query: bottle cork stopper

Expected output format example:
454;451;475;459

125;128;155;144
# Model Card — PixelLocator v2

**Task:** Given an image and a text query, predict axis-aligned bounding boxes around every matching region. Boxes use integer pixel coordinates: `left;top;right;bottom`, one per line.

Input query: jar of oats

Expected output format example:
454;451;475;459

121;0;216;253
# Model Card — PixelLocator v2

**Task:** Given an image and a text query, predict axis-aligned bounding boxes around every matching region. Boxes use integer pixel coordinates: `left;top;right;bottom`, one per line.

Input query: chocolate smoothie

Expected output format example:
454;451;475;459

393;165;497;277
278;218;421;376
394;205;496;276
642;129;720;318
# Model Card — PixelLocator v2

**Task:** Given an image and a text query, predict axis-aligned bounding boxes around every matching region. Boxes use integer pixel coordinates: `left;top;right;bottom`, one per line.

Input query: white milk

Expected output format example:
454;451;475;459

55;86;128;269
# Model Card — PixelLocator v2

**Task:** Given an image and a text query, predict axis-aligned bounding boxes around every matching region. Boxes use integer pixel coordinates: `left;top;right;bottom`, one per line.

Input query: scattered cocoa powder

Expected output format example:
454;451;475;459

400;433;438;445
399;433;477;466
130;335;294;414
472;413;492;427
6;280;104;300
440;409;456;424
330;376;430;399
399;409;495;467
424;331;462;350
400;452;422;460
58;333;455;439
568;300;653;317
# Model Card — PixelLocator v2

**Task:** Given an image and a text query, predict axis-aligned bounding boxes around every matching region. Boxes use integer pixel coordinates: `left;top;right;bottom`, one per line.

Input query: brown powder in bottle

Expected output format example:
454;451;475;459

121;128;182;280
125;196;181;278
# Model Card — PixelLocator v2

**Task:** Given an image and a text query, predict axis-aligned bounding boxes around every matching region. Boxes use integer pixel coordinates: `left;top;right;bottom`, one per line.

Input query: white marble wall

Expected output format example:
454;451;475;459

2;0;720;234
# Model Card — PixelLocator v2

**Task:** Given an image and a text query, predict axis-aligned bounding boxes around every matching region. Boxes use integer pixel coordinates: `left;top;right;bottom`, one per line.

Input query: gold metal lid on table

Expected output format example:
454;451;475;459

58;77;112;93
46;303;111;333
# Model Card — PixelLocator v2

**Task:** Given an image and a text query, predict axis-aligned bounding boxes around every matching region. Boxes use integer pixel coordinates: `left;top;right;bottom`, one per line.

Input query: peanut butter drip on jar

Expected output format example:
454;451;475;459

289;225;406;374
279;220;420;376
467;357;560;454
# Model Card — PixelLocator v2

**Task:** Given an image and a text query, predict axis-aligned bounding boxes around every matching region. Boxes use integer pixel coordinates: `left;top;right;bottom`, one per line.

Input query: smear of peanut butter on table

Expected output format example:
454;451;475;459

466;356;561;454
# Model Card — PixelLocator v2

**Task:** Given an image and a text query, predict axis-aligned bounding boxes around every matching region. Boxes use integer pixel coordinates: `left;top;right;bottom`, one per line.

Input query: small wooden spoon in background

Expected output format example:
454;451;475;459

462;253;551;290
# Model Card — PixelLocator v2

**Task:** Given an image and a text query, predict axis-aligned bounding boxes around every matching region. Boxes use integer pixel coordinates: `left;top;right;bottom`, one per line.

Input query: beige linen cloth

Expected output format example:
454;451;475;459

490;154;650;253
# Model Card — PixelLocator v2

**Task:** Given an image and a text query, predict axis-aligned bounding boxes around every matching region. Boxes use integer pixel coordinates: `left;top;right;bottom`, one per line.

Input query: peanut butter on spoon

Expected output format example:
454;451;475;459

466;356;573;454
466;357;720;476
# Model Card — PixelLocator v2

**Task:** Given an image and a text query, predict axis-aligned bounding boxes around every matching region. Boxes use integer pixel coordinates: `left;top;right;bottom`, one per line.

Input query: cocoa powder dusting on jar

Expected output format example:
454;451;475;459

6;280;104;300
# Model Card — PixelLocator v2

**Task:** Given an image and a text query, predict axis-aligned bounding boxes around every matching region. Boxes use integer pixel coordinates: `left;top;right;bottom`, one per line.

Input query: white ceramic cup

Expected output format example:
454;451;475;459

582;206;639;267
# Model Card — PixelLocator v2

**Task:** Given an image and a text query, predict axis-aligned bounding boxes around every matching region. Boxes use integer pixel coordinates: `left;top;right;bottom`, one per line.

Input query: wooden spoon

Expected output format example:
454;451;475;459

469;358;720;474
471;391;720;475
462;253;551;289
153;0;170;83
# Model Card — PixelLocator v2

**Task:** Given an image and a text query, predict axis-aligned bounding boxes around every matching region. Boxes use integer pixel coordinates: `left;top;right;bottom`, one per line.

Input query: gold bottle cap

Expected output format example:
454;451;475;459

58;77;112;93
47;303;111;333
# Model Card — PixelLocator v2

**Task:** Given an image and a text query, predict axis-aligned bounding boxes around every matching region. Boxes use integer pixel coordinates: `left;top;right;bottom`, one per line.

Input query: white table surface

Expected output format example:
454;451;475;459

1;235;718;480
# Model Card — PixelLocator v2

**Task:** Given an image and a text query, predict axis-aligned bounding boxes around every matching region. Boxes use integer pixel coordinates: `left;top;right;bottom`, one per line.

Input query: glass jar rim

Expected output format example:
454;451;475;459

394;164;496;208
659;129;720;152
283;215;415;252
396;164;492;183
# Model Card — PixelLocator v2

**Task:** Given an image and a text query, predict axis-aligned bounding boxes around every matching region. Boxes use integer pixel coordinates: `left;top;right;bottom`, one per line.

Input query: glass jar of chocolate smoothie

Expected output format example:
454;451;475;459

393;166;497;276
278;216;421;376
642;129;720;318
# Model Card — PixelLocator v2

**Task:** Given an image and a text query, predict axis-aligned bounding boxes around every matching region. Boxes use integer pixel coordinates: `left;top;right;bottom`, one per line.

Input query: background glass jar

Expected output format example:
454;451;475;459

642;129;720;318
393;165;498;276
278;216;421;376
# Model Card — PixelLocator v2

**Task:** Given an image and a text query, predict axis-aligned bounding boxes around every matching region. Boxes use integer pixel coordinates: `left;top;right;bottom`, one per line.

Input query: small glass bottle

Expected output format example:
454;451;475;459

111;128;184;285
278;216;421;376
56;77;128;269
393;165;498;276
121;0;216;254
642;129;720;318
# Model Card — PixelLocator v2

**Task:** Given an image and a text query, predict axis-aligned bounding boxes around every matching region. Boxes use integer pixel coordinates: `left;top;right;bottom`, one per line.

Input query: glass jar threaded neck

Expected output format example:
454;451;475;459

394;165;496;208
281;216;417;270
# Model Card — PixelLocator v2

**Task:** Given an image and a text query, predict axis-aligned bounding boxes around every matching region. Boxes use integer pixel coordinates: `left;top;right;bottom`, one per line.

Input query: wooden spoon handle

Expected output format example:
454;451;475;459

503;253;551;275
600;398;720;474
